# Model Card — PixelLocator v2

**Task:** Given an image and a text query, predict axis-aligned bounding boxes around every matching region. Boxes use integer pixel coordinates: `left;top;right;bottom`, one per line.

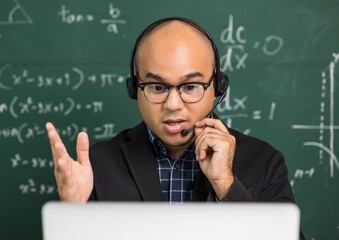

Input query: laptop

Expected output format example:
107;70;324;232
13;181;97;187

42;202;300;240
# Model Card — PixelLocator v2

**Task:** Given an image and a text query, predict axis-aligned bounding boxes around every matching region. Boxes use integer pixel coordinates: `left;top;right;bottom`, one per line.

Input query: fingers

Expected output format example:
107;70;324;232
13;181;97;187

193;119;235;198
46;122;70;165
46;123;92;202
55;157;76;200
46;122;61;143
76;132;90;165
56;158;72;182
195;118;228;133
46;122;57;161
46;123;71;176
195;129;229;160
194;125;235;161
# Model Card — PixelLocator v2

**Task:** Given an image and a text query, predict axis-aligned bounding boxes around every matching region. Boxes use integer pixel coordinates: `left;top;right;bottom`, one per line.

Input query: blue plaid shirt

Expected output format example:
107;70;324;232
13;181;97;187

147;127;201;203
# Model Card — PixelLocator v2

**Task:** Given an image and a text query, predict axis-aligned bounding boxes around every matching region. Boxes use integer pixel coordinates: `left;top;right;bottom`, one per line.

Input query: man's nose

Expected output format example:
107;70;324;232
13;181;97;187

163;88;184;111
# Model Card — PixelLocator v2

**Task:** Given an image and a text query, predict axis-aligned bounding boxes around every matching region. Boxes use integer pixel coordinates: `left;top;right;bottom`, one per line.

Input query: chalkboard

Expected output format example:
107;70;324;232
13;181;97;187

1;0;338;239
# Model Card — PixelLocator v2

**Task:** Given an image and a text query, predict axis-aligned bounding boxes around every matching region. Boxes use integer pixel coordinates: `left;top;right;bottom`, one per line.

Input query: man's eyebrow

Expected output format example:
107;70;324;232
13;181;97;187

144;72;204;82
145;72;164;82
180;72;204;81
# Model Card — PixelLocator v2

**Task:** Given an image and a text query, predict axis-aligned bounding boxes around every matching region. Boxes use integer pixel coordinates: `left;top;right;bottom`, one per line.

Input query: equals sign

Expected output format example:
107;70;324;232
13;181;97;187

253;111;261;120
21;160;29;165
94;127;102;132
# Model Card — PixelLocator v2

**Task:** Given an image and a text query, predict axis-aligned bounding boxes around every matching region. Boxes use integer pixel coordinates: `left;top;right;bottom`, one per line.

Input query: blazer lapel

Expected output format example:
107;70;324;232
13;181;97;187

191;171;212;201
121;122;163;201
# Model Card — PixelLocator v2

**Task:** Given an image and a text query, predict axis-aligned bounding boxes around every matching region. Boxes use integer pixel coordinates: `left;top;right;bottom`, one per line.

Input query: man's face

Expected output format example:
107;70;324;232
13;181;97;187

136;22;215;151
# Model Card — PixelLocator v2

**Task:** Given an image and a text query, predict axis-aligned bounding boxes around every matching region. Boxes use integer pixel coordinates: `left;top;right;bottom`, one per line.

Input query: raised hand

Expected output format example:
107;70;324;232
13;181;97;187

194;118;236;200
46;122;93;202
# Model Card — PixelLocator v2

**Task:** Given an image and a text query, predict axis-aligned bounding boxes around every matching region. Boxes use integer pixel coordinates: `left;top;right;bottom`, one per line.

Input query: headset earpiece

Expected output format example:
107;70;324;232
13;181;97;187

212;70;229;97
126;76;137;100
218;71;229;96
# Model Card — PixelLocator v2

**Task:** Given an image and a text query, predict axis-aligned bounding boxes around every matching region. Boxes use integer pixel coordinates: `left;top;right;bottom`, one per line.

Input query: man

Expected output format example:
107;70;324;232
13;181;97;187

46;18;296;204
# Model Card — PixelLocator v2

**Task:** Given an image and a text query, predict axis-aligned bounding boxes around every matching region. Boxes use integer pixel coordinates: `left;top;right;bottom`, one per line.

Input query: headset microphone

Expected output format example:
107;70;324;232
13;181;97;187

180;91;226;137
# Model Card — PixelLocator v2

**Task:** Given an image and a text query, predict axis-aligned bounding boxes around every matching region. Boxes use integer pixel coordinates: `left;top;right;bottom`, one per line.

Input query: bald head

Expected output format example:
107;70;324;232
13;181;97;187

135;20;215;71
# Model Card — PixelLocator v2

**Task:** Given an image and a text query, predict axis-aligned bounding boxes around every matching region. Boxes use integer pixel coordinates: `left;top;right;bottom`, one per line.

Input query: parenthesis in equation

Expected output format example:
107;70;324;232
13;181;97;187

10;96;19;118
72;67;84;90
17;122;28;144
64;97;75;116
0;64;12;90
70;123;79;141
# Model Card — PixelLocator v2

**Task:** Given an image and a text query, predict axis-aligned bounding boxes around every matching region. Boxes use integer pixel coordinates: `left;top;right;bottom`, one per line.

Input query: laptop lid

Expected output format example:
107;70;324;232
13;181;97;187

42;202;300;240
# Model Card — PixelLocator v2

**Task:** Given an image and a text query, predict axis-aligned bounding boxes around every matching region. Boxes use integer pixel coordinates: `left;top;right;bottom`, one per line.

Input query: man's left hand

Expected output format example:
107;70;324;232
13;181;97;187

194;118;236;200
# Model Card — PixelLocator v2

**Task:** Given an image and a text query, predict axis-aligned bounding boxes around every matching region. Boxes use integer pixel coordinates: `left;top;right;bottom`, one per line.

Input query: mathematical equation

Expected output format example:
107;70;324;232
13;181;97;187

0;64;125;90
19;178;57;195
11;153;53;169
219;15;284;72
0;96;104;119
0;122;117;143
290;168;315;188
57;3;126;34
216;87;276;135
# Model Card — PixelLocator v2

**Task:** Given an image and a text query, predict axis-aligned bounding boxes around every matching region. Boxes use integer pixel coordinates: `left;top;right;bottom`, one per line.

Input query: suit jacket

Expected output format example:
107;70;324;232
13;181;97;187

88;121;295;203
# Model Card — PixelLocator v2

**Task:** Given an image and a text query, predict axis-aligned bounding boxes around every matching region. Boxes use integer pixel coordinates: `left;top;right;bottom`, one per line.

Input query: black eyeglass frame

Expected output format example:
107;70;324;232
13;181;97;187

137;73;214;103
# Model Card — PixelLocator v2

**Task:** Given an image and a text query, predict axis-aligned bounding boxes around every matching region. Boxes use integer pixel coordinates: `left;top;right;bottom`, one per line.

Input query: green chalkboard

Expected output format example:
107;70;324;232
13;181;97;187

1;0;338;239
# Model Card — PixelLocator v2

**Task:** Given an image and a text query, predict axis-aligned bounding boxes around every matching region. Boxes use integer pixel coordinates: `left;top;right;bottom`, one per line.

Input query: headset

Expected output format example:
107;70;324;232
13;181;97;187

126;17;229;100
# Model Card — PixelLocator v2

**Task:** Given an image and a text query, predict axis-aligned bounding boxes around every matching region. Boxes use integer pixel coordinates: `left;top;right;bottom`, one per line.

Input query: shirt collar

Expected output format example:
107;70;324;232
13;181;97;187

146;126;195;160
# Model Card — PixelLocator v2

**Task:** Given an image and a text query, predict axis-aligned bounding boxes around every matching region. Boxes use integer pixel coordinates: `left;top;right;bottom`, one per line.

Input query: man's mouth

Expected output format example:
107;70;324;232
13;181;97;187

163;119;187;134
166;121;183;126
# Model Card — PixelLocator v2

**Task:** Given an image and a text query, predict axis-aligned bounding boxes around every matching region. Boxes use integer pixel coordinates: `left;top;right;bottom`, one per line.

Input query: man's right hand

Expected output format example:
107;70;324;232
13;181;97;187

46;122;94;202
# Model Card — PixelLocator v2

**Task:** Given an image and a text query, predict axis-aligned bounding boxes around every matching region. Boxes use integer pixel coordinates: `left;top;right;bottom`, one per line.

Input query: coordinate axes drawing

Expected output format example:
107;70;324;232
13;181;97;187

292;53;339;178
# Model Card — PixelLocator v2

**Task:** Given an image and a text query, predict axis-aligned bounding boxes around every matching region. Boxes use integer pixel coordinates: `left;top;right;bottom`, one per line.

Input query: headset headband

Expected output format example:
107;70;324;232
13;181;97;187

129;17;221;81
126;17;228;100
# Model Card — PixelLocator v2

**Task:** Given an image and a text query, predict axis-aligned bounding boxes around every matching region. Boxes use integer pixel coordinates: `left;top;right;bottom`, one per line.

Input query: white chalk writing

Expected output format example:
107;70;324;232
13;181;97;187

292;53;339;178
0;122;117;143
58;3;126;34
294;168;315;179
0;64;125;90
219;15;283;72
0;96;104;118
0;0;33;25
19;178;56;195
11;153;53;169
216;87;277;134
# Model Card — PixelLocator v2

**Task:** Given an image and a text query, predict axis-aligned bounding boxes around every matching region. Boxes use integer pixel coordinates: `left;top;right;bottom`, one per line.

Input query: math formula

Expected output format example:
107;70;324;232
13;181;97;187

57;3;126;34
219;15;284;72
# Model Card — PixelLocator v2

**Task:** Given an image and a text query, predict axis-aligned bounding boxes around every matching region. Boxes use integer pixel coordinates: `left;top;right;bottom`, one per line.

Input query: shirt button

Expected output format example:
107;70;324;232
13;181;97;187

175;163;181;170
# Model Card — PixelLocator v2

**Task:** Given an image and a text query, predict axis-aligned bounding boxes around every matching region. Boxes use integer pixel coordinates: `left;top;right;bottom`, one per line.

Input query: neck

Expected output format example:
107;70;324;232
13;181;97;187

164;133;196;159
164;144;188;159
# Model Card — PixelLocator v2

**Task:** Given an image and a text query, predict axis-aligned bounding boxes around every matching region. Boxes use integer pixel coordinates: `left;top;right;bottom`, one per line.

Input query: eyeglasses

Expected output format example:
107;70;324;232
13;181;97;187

137;73;214;103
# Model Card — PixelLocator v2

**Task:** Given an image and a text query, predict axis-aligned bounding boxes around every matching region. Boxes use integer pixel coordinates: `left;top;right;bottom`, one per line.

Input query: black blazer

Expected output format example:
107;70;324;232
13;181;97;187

88;121;305;239
88;121;295;203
